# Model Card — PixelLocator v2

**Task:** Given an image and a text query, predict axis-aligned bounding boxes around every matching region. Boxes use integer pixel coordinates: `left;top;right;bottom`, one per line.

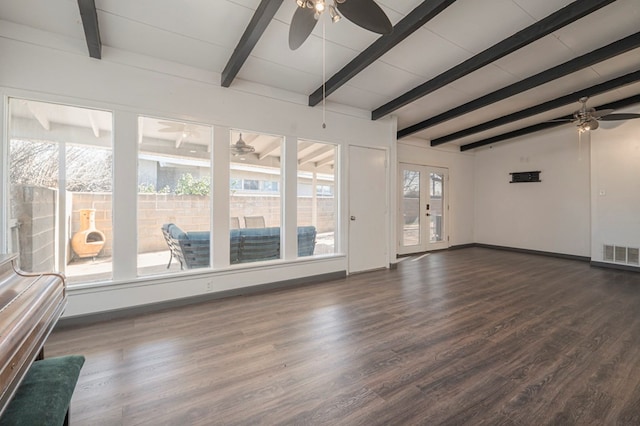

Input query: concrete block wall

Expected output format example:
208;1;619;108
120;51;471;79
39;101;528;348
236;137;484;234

10;185;56;272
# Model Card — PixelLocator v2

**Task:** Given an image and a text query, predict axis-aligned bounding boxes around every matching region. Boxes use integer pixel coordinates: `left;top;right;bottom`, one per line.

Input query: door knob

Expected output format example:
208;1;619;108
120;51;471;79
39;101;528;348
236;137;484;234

350;216;356;221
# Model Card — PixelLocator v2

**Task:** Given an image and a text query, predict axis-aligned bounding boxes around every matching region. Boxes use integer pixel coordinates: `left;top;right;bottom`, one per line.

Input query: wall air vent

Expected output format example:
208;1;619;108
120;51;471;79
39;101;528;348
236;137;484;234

603;245;614;262
604;245;639;266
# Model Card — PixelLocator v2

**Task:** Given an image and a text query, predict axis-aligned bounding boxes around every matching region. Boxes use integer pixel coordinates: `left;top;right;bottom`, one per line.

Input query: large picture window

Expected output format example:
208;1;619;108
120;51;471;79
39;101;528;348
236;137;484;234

4;99;341;286
137;117;213;276
297;140;337;256
8;98;113;283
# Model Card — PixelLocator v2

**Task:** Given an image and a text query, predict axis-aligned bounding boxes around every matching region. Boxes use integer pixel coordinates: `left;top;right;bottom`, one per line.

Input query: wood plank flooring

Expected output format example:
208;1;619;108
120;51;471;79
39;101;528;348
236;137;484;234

46;247;640;425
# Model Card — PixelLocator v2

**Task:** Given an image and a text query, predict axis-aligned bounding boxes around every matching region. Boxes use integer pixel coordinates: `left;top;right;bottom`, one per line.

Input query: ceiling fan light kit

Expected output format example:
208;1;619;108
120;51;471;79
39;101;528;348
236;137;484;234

578;118;599;133
329;5;341;23
289;0;392;50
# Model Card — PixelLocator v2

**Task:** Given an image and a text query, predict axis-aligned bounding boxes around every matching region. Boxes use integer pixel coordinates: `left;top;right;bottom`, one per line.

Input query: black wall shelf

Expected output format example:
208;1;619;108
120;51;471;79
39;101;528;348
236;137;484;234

510;171;541;183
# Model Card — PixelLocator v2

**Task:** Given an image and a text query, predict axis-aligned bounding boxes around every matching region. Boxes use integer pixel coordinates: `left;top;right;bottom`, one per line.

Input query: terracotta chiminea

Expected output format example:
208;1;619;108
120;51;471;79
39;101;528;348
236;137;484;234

71;209;105;259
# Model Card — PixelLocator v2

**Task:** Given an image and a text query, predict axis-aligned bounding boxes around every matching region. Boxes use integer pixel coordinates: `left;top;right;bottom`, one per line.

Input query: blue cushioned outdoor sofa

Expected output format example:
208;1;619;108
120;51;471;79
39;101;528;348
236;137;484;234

162;223;316;269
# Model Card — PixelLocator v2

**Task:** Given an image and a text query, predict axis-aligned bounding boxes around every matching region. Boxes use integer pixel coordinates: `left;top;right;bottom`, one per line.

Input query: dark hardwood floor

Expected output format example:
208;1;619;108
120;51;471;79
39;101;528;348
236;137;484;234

47;247;640;425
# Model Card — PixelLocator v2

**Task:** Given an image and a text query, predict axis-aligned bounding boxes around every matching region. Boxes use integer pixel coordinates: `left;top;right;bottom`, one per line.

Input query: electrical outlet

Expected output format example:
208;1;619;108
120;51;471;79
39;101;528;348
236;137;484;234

206;281;213;292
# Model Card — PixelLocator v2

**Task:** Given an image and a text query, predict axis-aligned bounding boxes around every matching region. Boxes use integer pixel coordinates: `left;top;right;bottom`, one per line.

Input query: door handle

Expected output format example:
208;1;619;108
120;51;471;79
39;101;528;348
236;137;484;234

426;213;431;216
350;216;356;221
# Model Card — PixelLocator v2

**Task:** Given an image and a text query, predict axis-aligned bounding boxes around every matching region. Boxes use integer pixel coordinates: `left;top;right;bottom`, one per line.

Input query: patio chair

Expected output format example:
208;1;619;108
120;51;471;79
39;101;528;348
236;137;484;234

244;216;265;228
230;217;240;229
161;223;209;269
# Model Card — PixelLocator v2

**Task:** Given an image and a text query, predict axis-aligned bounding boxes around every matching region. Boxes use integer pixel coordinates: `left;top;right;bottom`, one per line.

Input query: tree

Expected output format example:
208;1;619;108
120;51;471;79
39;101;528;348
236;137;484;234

10;139;112;192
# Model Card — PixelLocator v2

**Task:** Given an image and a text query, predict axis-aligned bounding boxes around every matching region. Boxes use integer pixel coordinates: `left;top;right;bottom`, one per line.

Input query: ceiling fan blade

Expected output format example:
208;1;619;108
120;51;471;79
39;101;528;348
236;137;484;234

158;122;185;132
158;121;182;127
289;6;318;50
337;0;392;35
599;113;640;121
591;109;614;119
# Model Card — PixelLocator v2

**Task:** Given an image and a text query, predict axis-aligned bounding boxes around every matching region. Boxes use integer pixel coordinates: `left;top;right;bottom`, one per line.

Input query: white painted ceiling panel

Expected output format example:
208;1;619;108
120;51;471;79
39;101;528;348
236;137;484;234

377;27;471;79
512;0;577;20
326;84;389;112
424;0;535;54
530;68;607;98
344;61;427;100
98;12;231;71
0;0;84;39
236;55;321;94
97;0;260;52
616;81;640;98
394;85;470;128
447;64;520;98
552;0;640;56
492;36;576;79
376;0;430;17
590;49;640;78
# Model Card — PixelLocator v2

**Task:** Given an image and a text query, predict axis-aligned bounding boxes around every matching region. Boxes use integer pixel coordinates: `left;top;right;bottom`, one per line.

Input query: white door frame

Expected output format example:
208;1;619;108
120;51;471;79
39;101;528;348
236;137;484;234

398;163;449;254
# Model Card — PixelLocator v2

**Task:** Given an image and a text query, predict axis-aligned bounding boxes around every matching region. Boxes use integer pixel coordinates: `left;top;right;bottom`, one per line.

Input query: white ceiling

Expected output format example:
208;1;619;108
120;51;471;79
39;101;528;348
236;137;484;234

1;0;639;149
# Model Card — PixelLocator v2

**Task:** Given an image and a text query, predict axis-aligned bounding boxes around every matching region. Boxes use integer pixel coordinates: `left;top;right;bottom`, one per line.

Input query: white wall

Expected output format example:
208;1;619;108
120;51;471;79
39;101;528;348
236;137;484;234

397;140;475;247
473;126;591;257
590;105;640;264
0;23;396;317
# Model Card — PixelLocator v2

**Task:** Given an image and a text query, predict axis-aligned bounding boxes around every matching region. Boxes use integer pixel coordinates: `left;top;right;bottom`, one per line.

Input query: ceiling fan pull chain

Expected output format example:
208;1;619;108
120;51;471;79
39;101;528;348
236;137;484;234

578;129;582;162
322;20;327;129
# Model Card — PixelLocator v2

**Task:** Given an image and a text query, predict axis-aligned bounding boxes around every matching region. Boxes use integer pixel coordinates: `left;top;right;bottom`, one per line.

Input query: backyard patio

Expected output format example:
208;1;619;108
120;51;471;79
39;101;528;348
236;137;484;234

65;232;336;283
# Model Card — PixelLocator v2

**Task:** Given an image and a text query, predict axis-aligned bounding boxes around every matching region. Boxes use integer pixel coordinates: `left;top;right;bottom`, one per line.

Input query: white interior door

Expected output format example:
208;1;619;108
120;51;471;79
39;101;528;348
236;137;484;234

399;163;448;254
348;146;387;273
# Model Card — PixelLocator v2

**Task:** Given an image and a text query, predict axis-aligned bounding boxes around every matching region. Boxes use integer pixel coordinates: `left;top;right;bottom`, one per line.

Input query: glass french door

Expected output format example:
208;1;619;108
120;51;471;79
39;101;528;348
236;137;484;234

399;164;448;254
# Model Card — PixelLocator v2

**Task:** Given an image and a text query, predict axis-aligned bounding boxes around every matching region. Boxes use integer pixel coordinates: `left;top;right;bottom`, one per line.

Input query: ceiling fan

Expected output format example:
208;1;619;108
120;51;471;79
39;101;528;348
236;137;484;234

567;97;640;133
158;121;201;139
230;133;256;156
289;0;392;50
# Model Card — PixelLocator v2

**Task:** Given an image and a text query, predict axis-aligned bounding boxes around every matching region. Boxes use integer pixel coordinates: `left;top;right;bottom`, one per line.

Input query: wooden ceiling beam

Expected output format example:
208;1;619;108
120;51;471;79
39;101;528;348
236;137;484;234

432;70;640;145
308;0;457;107
459;94;640;152
396;31;640;141
221;0;284;87
77;0;102;59
372;0;616;120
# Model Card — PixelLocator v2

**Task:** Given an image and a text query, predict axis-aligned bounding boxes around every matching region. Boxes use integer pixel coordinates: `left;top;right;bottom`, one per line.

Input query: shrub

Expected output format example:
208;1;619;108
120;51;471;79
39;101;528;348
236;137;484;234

175;173;210;196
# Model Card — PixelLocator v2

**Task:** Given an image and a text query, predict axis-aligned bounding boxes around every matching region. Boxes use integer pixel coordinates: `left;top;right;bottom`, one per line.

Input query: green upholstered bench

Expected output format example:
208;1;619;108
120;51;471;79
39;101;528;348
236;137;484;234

0;355;85;426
